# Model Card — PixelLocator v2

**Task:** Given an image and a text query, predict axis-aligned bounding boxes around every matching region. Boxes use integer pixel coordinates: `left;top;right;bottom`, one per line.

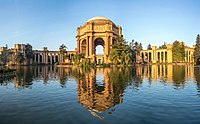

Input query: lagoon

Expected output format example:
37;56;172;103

0;65;200;124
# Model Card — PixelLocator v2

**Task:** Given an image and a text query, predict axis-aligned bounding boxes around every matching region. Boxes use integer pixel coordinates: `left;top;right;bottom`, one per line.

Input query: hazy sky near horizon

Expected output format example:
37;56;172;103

0;0;199;51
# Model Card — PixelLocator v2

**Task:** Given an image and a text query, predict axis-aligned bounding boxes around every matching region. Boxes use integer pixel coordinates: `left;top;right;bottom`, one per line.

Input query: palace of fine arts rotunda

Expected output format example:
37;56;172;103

76;16;122;64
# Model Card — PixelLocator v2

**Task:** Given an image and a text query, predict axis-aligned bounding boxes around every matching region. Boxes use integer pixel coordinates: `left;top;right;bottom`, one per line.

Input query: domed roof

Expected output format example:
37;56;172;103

87;16;110;22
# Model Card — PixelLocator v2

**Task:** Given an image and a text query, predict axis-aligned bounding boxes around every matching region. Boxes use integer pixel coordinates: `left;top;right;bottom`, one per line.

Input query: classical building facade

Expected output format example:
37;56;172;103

137;44;194;63
0;44;76;65
76;16;122;64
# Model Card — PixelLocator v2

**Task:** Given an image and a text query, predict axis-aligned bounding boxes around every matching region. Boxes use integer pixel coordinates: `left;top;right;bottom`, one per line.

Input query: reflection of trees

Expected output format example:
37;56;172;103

172;65;185;89
58;68;70;88
194;67;200;92
14;66;33;88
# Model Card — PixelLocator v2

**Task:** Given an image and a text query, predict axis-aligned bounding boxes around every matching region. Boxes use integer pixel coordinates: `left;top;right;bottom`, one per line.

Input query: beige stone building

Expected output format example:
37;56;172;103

76;16;122;64
137;44;194;64
0;44;76;65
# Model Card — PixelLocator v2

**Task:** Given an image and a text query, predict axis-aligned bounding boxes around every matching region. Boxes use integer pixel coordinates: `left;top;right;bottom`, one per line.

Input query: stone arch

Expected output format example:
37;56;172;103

80;39;86;55
76;16;122;64
94;37;105;55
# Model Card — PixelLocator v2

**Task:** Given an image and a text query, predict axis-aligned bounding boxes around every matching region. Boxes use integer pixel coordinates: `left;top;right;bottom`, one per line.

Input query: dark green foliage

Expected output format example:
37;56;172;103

172;41;185;62
194;34;200;65
159;42;167;49
59;44;68;61
109;36;134;65
130;39;143;62
72;53;84;65
15;53;25;64
25;44;33;64
0;49;8;65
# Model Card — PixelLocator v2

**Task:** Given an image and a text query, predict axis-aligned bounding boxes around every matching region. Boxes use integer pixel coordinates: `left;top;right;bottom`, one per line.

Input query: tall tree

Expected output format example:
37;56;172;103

15;53;25;65
25;44;33;65
172;41;185;62
0;49;8;65
130;39;143;62
109;36;134;65
194;34;200;65
59;44;67;62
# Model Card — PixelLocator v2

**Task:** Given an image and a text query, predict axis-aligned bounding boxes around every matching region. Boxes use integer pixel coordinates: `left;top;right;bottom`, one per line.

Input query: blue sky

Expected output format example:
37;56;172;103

0;0;199;51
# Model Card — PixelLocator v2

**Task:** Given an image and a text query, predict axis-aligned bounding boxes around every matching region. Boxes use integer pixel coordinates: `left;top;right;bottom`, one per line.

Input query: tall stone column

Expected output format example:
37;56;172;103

110;36;113;49
167;50;172;63
46;53;48;64
163;52;166;63
159;52;162;62
53;54;56;63
77;38;80;53
50;54;52;64
89;36;93;57
42;53;44;63
34;54;36;62
38;54;40;64
86;36;89;57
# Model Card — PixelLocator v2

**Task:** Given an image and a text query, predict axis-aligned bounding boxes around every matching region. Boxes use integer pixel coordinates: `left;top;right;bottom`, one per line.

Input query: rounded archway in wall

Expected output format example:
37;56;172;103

94;38;104;55
94;38;105;64
81;39;86;55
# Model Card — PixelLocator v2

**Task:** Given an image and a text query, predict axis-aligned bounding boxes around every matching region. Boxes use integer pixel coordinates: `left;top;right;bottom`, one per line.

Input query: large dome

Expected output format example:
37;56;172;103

87;16;110;22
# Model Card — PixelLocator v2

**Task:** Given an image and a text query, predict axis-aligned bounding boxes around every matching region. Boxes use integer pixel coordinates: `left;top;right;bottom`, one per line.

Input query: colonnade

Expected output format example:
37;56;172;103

33;51;63;65
140;50;171;63
185;50;194;63
138;45;194;64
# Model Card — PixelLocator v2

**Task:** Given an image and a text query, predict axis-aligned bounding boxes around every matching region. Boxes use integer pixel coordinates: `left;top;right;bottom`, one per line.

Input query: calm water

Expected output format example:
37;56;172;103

0;65;200;124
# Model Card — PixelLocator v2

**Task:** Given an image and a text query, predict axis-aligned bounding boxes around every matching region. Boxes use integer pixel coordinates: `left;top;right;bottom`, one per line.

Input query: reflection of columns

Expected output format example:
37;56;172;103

167;64;173;84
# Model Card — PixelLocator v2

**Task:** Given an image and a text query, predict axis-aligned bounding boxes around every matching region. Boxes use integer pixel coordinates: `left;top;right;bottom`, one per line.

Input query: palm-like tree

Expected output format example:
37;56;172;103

59;44;67;62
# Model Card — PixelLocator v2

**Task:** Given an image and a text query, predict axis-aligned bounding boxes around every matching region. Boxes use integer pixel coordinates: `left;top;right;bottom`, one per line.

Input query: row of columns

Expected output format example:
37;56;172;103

33;52;63;64
140;50;172;63
77;35;113;64
185;51;194;63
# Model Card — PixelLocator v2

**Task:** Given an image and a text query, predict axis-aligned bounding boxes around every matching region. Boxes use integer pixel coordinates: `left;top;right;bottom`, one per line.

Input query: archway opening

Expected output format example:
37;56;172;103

94;38;104;64
81;39;86;56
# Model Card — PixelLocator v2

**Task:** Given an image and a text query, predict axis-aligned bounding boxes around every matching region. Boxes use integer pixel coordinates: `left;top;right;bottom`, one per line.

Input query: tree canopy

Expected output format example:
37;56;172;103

25;44;33;64
15;53;25;64
172;41;185;62
109;36;134;65
194;34;200;65
130;39;143;62
0;49;8;65
159;42;167;49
